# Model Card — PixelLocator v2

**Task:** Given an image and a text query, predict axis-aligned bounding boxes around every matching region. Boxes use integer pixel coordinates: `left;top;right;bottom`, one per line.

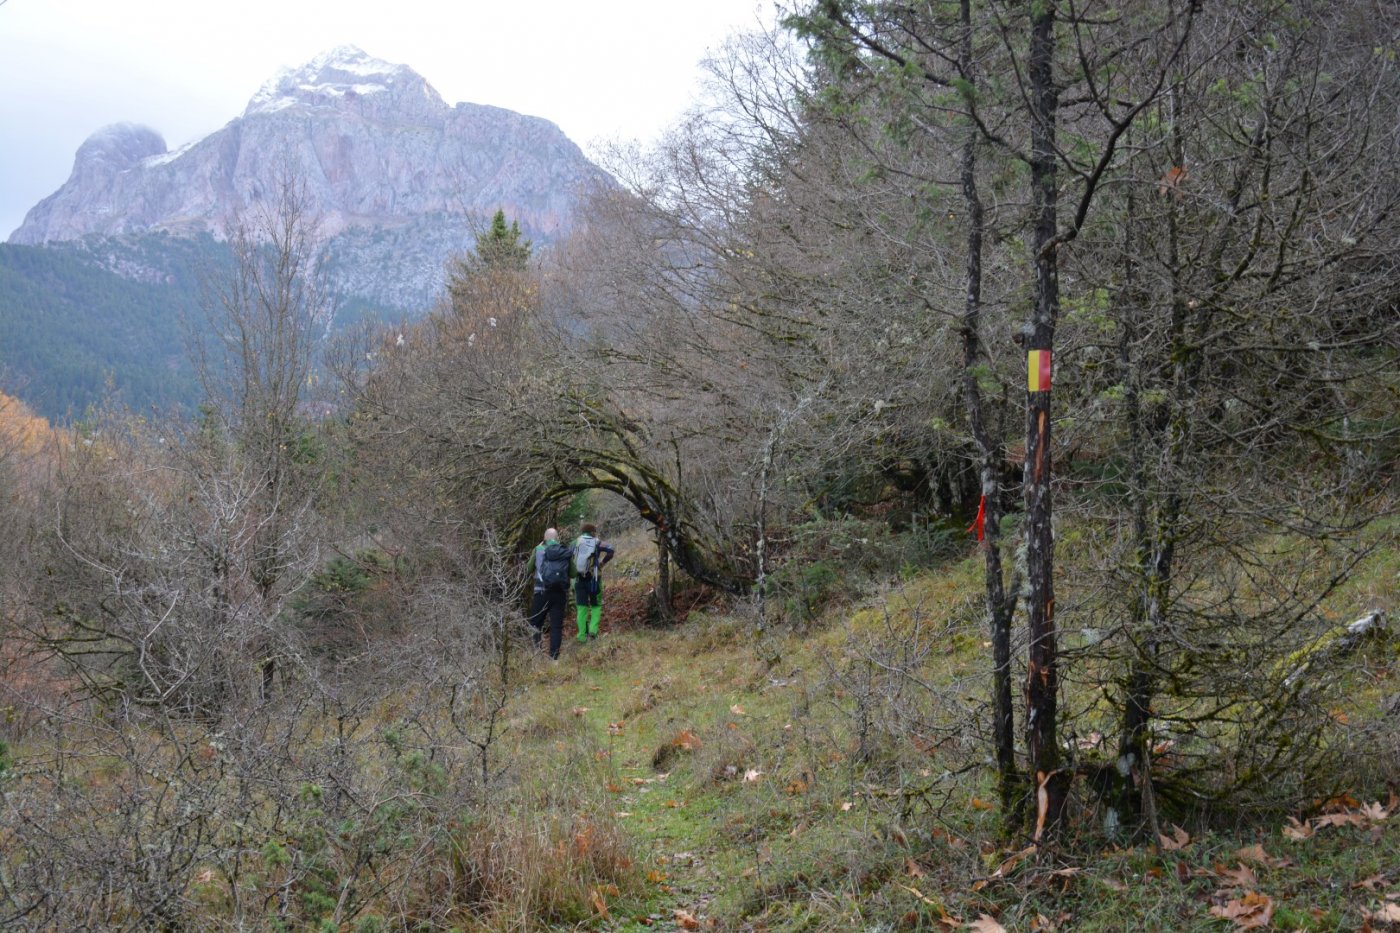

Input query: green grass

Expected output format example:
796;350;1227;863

487;524;1400;931
7;516;1396;929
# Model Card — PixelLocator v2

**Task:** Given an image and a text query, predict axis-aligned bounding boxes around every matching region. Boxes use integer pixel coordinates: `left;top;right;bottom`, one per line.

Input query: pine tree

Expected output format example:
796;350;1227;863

471;209;532;273
445;209;533;322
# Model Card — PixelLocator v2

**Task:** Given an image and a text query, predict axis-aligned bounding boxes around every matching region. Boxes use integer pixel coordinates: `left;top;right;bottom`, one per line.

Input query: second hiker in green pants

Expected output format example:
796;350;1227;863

573;523;615;641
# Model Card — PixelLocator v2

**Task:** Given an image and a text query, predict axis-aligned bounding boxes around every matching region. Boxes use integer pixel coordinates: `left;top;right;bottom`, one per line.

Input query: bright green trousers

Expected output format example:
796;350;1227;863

575;577;602;641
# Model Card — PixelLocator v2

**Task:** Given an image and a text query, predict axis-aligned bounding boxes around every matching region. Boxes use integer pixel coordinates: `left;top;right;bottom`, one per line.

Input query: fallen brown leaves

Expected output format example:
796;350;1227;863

673;908;702;930
993;846;1036;879
1232;840;1293;868
672;729;702;751
1360;800;1393;822
1158;824;1192;851
971;846;1083;895
1204;853;1279;926
1194;799;1399;930
1215;863;1259;891
1282;793;1394;842
1283;816;1315;841
895;884;962;929
1353;874;1388;892
1233;844;1268;864
1232;843;1291;869
1315;811;1369;830
1362;901;1400;926
972;846;1033;892
1209;891;1274;929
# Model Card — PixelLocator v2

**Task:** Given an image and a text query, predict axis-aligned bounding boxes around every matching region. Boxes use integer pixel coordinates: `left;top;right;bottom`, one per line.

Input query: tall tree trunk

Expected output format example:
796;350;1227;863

1111;180;1161;837
1024;0;1069;844
957;0;1022;830
1115;86;1191;839
654;530;673;624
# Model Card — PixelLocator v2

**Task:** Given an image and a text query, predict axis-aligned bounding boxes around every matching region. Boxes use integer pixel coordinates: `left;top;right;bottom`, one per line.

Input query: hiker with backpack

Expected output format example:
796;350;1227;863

528;527;574;659
573;523;616;642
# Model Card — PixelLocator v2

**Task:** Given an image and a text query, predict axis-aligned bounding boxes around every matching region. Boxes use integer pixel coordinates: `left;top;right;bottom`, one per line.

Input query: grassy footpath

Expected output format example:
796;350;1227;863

507;627;1400;931
496;536;1399;931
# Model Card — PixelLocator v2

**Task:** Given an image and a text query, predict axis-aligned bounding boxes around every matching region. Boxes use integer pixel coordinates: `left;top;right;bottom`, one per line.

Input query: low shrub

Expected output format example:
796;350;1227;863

768;517;965;625
440;808;635;927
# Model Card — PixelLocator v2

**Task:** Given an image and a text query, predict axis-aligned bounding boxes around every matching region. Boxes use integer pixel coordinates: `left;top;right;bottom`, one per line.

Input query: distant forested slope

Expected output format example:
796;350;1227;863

0;234;419;423
0;237;229;422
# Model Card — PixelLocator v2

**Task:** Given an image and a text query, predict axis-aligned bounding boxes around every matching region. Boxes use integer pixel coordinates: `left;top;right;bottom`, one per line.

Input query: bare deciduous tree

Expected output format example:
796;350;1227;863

197;175;330;697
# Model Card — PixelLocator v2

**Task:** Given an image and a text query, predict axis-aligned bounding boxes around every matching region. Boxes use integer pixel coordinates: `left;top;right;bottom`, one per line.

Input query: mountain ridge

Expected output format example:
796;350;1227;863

1;46;613;420
9;44;609;258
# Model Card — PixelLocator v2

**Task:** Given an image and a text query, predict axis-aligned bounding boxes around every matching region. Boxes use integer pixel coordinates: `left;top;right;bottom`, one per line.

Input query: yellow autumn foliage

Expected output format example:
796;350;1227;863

0;392;66;503
0;390;61;457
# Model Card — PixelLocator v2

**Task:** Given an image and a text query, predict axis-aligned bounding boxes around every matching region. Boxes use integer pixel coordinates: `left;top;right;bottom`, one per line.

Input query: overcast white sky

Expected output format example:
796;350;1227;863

0;0;778;238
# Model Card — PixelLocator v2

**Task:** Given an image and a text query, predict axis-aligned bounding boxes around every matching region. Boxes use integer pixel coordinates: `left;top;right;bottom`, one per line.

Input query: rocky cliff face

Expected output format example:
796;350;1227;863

9;46;611;310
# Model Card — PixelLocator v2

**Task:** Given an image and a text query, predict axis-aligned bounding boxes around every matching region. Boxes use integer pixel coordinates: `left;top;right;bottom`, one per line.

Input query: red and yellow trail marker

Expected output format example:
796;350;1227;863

1028;350;1052;393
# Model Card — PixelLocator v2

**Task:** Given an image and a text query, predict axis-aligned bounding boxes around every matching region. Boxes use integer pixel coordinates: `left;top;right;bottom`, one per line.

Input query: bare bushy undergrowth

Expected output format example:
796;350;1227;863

3;515;1394;930
0;552;635;931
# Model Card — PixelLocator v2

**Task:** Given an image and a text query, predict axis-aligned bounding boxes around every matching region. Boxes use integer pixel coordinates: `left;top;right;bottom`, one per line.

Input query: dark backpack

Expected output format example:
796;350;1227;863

539;543;571;590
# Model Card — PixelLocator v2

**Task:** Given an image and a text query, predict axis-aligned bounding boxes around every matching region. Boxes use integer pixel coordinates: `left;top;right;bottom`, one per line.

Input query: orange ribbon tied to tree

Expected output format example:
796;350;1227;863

967;494;986;542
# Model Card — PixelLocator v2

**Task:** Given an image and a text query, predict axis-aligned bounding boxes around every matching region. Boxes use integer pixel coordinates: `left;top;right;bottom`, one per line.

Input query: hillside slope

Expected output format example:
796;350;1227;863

492;528;1400;931
2;520;1393;930
0;239;216;420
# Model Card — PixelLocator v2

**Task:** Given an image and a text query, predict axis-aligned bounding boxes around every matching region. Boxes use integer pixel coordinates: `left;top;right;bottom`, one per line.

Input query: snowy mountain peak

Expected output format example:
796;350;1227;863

10;46;612;271
244;46;434;116
75;123;167;169
304;45;405;80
